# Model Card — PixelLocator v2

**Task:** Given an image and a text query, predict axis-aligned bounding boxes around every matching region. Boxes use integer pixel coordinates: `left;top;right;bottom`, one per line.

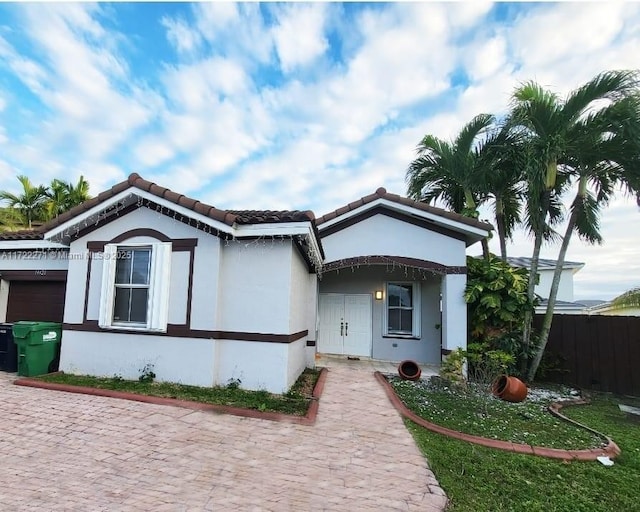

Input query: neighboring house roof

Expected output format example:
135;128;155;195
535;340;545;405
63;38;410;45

317;187;493;231
578;299;607;308
0;230;43;241
507;257;585;272
537;299;600;310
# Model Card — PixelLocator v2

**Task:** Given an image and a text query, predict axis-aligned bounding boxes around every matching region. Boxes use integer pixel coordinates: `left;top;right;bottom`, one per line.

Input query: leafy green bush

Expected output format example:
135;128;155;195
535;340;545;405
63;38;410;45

440;348;466;388
465;255;536;376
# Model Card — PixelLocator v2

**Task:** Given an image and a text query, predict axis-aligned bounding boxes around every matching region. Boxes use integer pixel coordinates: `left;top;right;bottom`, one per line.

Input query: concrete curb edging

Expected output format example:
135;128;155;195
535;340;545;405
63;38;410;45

14;367;329;426
375;371;621;461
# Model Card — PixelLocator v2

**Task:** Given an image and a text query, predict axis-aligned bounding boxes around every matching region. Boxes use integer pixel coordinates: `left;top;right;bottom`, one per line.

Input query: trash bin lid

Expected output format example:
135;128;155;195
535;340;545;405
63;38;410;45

12;321;62;337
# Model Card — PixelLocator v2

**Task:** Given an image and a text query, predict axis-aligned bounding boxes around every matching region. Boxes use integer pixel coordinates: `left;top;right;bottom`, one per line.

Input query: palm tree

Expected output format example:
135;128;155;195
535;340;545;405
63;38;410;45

406;113;496;258
44;175;91;220
0;207;25;231
528;93;640;379
45;179;69;220
65;175;91;208
0;175;48;228
507;70;640;380
610;287;640;310
477;126;527;261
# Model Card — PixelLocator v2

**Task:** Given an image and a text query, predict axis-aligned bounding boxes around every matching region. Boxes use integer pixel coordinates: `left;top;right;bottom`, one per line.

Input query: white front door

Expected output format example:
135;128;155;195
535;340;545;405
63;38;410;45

318;294;372;357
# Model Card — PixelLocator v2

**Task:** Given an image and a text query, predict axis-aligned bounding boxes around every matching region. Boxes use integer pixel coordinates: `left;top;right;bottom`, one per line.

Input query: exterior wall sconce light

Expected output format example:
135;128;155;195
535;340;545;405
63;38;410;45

375;290;383;300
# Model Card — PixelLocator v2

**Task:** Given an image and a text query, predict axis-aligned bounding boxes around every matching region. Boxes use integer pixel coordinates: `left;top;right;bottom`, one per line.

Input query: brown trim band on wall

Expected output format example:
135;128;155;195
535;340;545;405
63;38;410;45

0;270;68;281
323;256;466;275
62;321;309;344
319;206;468;242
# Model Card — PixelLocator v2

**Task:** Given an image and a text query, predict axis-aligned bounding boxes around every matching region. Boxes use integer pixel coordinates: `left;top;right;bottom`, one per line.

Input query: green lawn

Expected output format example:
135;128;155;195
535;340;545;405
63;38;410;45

405;393;640;511
36;368;321;416
391;377;603;449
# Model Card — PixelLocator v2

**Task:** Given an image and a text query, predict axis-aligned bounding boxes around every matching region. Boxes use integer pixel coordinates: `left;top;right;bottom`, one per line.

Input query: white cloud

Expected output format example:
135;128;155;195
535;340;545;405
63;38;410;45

465;35;508;82
272;3;329;72
0;1;166;191
161;16;202;55
162;57;251;110
132;137;175;169
194;3;273;65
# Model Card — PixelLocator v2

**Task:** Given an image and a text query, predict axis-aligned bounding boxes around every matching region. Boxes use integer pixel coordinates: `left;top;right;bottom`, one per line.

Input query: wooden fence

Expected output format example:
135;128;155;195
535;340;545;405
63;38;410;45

534;314;640;396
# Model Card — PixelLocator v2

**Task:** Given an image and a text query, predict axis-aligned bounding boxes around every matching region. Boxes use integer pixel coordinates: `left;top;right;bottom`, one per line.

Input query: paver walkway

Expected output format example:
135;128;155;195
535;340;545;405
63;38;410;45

0;365;446;511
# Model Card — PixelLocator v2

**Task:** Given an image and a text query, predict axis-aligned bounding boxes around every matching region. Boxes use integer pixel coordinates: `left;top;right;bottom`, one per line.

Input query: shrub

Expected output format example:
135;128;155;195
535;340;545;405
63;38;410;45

465;255;537;377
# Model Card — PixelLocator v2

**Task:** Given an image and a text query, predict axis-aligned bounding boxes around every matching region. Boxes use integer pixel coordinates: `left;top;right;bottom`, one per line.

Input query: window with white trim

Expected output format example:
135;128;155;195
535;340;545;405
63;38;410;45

98;242;172;331
384;282;421;337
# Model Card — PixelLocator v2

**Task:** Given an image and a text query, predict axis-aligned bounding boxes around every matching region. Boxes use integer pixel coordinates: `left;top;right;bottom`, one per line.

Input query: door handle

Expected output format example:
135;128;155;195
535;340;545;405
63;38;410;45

345;322;348;336
340;322;344;336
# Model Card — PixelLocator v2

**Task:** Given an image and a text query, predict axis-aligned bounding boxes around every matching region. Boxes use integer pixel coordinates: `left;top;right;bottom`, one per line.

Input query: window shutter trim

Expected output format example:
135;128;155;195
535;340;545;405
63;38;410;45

98;244;118;328
149;242;172;331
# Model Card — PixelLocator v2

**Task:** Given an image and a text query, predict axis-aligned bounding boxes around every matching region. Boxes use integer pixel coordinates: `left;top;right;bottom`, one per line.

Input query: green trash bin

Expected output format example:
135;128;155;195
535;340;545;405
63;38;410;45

12;322;62;377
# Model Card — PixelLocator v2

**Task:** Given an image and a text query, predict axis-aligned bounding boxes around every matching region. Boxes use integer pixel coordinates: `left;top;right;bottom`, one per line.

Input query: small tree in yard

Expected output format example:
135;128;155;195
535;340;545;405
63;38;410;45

464;254;536;379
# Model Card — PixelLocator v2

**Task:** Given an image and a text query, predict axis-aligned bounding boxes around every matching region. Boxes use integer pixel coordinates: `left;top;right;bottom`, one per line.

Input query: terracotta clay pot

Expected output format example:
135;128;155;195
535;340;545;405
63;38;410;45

398;360;422;381
492;375;528;403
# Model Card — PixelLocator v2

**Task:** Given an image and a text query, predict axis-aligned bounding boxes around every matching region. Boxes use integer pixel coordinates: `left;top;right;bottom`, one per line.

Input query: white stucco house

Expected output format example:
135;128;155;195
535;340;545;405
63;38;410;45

0;174;491;392
506;257;593;314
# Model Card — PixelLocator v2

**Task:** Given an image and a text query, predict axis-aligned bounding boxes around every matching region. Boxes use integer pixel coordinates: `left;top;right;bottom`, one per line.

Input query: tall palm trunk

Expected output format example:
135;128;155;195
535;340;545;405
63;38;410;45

464;189;490;260
521;159;557;377
494;196;508;261
527;177;586;380
520;229;543;376
520;189;551;376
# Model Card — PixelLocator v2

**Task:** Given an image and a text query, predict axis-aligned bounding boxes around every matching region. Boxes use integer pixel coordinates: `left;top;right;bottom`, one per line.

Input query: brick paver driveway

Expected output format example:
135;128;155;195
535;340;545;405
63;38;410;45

0;366;446;511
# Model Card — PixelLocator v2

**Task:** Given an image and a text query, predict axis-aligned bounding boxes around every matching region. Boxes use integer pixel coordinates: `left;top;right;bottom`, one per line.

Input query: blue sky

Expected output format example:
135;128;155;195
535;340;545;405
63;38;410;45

0;2;639;299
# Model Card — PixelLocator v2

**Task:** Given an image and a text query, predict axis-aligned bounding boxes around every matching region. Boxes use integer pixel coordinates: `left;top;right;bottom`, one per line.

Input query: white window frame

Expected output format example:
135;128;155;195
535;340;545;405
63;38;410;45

98;242;172;332
383;282;421;338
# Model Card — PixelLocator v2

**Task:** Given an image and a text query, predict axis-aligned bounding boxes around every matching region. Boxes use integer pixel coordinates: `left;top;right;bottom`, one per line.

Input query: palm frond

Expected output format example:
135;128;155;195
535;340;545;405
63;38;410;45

610;287;640;309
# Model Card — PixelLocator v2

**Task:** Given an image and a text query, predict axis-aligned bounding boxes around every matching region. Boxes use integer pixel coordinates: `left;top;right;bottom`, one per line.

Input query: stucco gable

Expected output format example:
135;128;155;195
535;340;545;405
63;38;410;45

317;188;492;247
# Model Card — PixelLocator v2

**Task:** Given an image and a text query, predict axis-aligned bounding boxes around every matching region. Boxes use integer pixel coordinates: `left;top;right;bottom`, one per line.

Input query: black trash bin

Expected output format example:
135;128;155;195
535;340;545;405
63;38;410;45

0;323;17;372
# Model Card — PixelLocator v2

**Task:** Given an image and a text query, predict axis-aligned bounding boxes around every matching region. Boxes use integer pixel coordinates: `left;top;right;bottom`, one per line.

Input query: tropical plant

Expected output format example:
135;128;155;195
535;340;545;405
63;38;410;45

439;348;466;389
45;179;69;220
406;113;495;258
506;70;640;380
478;127;526;260
529;94;640;378
65;175;91;209
0;175;48;228
44;176;91;220
609;287;640;310
0;175;92;227
0;207;25;231
465;254;536;375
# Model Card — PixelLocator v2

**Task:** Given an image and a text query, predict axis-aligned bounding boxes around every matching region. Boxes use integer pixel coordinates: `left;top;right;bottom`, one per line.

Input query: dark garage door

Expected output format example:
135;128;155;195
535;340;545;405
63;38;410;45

6;281;66;323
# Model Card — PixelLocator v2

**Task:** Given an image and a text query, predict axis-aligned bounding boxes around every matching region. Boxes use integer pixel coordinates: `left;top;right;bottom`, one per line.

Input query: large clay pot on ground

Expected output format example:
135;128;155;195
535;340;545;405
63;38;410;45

398;360;421;381
492;375;528;402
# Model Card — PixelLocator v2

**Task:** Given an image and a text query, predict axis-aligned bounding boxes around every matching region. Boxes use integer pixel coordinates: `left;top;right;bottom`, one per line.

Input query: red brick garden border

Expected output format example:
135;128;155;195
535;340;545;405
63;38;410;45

14;367;328;426
375;372;620;461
